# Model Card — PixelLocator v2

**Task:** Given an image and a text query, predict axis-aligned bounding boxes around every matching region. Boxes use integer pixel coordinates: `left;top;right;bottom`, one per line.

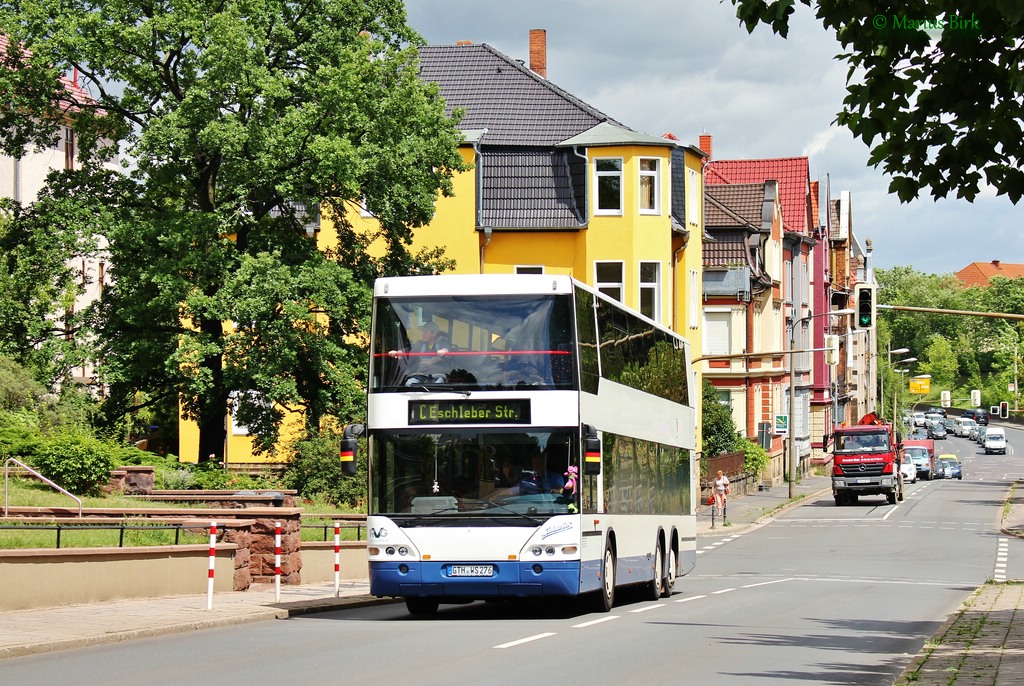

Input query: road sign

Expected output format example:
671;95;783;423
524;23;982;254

909;377;930;394
774;414;789;436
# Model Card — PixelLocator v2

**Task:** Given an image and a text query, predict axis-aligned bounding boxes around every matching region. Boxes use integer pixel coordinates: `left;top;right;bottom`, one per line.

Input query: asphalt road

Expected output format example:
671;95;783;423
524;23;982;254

3;427;1022;686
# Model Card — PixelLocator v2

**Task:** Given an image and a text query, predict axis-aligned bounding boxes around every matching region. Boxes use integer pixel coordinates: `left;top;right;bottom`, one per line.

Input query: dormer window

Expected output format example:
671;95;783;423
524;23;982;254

595;158;623;215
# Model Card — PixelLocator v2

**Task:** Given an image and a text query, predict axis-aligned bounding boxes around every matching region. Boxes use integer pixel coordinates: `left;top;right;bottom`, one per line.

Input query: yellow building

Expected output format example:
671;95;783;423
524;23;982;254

184;37;708;467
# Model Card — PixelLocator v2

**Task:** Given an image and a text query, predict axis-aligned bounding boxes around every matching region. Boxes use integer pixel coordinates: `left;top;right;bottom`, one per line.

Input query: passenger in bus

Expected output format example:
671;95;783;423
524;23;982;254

519;450;565;495
389;322;451;381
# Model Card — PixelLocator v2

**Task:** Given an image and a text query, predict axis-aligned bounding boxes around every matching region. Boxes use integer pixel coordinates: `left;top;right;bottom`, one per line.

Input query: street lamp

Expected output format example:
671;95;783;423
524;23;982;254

788;308;854;498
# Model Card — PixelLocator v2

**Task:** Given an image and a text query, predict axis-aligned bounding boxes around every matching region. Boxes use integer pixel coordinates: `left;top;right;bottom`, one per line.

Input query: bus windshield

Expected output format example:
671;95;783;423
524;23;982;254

370;428;578;522
371;294;576;392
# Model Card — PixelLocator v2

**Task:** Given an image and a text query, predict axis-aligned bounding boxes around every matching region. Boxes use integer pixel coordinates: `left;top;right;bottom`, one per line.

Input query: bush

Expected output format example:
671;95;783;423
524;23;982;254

0;410;43;460
284;432;366;508
160;468;195;490
738;437;770;477
32;433;115;495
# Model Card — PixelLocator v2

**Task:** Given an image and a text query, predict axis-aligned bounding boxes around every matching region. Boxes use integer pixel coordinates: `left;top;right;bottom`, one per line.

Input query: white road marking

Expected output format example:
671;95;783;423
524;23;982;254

712;587;736;595
629;604;665;614
494;632;557;649
674;594;707;603
572;616;620;628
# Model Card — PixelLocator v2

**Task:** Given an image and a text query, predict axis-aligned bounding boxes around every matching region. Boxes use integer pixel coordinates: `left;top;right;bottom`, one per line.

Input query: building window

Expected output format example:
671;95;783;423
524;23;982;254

686;168;699;226
716;389;732;407
639;158;660;215
688;269;699;329
64;127;75;170
703;310;732;355
595;158;623;215
639;261;660;322
516;265;544;275
595;261;624;302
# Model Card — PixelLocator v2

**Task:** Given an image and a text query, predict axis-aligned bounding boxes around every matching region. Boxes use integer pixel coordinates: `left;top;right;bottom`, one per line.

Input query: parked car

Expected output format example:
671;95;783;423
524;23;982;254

900;452;918;484
963;408;990;426
984;427;1007;454
927;421;948;439
904;445;933;481
938;456;962;479
955;417;977;437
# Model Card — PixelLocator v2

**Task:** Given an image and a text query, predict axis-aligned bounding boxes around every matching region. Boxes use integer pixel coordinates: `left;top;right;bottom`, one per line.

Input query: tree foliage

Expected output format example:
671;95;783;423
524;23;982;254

731;1;1024;202
0;1;468;459
701;379;740;458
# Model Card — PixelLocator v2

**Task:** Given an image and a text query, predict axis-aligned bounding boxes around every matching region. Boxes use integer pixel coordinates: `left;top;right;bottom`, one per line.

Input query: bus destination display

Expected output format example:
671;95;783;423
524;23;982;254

409;399;531;425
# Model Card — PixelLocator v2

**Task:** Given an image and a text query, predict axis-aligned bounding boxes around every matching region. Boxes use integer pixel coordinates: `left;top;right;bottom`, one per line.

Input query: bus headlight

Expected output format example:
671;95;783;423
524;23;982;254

531;546;543;556
397;546;409;556
386;546;396;556
545;546;555;556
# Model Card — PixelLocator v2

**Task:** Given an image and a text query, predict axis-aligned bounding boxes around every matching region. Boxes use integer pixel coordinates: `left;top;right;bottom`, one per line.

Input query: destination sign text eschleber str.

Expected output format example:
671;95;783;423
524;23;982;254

409;400;531;425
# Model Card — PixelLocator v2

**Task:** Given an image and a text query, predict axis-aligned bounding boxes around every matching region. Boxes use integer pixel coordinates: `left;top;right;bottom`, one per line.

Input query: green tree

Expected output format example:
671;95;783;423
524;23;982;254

701;380;740;460
731;1;1024;202
0;2;467;460
919;335;959;391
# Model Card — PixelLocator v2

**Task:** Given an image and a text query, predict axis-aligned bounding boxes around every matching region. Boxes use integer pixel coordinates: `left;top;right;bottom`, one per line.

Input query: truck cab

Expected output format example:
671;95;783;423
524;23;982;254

828;419;903;506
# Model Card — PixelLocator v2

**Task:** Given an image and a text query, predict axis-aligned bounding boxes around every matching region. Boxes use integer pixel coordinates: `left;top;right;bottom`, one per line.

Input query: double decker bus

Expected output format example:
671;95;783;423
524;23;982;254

351;274;697;615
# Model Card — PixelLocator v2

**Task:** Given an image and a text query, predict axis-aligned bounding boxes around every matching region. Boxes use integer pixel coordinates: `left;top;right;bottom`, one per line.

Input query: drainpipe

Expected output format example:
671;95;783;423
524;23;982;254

572;145;589;224
474;129;489;273
479;226;492;273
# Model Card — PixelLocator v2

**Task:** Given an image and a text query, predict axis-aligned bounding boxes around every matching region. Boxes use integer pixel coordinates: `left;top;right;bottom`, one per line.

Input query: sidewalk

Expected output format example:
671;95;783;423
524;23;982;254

2;474;1022;686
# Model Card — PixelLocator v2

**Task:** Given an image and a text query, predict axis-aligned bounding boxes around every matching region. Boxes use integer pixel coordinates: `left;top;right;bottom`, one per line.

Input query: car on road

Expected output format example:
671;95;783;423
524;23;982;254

963;408;990;426
904;445;933;481
913;411;927;427
976;426;991;446
955;417;977;437
984;427;1007;454
926;407;948;418
900;453;917;484
938;456;962;479
927;421;948;439
911;427;930;440
941;418;957;432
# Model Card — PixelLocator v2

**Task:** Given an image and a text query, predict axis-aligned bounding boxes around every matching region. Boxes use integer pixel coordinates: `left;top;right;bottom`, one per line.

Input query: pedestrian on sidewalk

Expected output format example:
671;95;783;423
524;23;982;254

714;470;730;520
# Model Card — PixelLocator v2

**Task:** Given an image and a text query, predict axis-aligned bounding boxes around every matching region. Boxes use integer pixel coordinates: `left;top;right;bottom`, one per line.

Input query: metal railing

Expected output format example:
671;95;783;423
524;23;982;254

0;522;201;549
4;457;83;517
301;522;364;541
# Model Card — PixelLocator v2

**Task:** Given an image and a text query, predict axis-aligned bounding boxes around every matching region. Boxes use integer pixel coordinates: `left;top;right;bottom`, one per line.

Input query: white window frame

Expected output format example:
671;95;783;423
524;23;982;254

594;157;623;215
639;260;661;322
686;168;699;227
703;309;733;356
688;269;700;329
638;157;660;215
515;265;544;275
594;261;624;302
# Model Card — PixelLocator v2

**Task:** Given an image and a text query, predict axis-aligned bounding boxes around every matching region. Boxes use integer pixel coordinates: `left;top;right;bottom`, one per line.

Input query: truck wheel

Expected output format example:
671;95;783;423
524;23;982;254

887;491;897;505
834;494;842;506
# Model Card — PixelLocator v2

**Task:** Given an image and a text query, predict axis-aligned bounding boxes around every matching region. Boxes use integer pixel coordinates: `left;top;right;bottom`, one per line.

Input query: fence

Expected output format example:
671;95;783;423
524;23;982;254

0;522;206;549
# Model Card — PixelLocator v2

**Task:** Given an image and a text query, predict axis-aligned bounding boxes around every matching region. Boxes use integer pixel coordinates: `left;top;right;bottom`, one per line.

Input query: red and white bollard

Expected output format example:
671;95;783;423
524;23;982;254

274;521;282;602
334;521;341;597
206;521;217;610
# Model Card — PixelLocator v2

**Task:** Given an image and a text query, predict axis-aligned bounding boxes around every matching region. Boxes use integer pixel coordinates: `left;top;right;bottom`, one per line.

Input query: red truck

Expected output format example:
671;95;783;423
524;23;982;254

828;413;904;506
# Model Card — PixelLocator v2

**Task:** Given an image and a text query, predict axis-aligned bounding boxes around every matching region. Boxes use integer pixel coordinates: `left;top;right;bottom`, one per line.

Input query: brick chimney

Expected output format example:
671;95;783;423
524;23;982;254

698;133;713;159
993;260;1002;269
529;29;547;78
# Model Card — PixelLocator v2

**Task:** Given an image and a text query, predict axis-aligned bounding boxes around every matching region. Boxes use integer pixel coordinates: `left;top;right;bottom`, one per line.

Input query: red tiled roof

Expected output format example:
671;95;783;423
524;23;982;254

707;157;811;234
956;262;1024;287
1;34;100;114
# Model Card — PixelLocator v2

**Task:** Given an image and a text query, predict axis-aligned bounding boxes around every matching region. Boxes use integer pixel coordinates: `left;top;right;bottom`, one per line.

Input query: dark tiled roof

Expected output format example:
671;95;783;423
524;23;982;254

703;229;749;267
418;43;620;146
705;184;765;229
706;157;810;234
480;149;585;228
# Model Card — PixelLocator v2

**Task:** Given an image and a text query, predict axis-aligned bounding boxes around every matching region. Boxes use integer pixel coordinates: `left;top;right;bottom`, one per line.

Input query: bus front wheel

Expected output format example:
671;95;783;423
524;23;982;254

405;597;439;616
592;542;616;612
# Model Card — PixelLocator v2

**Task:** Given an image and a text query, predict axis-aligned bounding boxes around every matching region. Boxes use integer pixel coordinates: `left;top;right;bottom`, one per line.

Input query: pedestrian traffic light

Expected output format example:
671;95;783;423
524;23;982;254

853;283;876;330
1000;401;1010;419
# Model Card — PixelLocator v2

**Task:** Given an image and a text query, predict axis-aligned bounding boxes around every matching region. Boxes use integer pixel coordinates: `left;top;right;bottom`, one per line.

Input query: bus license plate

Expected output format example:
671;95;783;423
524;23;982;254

451;565;493;577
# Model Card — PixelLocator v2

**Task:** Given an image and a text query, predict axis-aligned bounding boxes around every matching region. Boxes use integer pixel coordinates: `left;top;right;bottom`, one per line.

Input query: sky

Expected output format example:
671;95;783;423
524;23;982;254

405;0;1020;277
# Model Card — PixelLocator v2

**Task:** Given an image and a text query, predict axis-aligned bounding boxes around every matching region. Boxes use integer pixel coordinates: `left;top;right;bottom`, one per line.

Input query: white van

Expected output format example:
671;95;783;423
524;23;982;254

954;417;976;437
984;427;1007;454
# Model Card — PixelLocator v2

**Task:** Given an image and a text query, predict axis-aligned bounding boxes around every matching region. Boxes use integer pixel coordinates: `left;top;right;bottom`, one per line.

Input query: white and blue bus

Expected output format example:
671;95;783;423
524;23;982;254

352;274;697;615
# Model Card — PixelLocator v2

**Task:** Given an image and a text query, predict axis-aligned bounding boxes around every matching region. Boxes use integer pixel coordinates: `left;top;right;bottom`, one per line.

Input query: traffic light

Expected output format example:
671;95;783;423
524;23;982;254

971;389;982;407
824;334;839;365
1000;401;1010;419
940;390;951;408
853;283;876;330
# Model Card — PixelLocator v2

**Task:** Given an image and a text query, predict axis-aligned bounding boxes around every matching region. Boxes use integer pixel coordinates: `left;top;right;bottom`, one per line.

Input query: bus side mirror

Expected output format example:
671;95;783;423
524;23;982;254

340;424;365;477
582;424;601;476
822;433;830;449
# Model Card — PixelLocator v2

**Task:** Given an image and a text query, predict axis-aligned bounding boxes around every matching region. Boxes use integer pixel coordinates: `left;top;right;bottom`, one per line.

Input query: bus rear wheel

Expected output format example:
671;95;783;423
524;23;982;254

643;542;663;602
661;547;676;598
405;597;439;616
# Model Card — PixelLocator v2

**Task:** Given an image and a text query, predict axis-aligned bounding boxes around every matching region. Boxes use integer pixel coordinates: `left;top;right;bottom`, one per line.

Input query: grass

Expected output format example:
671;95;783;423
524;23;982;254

0;522;209;549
